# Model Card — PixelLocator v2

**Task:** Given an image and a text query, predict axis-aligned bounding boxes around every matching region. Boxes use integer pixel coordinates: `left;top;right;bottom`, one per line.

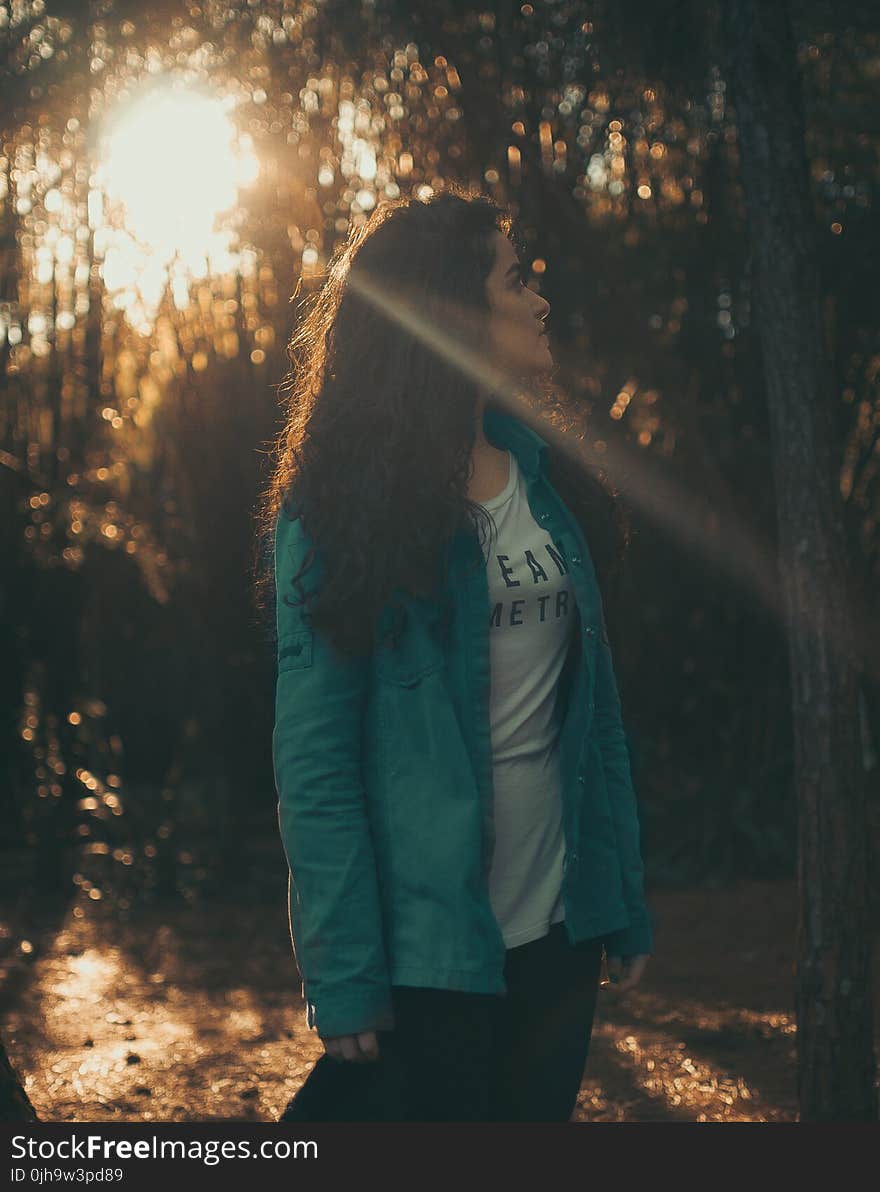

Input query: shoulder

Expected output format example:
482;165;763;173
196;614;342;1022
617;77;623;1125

275;505;325;600
275;496;311;552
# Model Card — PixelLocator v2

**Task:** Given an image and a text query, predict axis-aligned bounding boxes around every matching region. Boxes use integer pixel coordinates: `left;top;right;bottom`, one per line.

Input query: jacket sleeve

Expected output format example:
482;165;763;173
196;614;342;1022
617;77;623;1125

272;509;395;1037
592;605;655;959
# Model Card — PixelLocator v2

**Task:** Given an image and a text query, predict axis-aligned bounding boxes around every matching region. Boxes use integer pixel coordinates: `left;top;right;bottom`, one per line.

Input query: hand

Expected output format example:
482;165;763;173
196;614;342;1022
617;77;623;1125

322;1030;381;1063
601;952;650;993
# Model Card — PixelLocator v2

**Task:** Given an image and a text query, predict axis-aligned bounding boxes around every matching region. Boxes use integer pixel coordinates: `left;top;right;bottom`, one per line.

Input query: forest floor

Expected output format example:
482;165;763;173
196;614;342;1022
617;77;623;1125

3;878;879;1123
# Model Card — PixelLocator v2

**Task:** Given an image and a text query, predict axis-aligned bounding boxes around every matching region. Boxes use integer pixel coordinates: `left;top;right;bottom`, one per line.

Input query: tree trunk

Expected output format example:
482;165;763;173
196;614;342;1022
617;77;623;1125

0;1037;38;1122
722;0;877;1120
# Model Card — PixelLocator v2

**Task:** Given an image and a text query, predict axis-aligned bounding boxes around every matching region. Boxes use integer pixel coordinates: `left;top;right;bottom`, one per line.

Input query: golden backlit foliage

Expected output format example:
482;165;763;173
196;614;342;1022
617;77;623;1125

1;2;876;900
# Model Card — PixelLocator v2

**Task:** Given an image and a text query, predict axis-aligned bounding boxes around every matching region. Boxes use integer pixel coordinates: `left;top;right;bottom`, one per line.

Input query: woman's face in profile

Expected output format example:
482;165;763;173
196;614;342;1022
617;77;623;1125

484;230;553;379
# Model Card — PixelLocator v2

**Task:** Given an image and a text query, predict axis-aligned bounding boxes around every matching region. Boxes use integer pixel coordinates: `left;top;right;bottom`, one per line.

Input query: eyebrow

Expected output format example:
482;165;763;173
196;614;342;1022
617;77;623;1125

504;261;522;279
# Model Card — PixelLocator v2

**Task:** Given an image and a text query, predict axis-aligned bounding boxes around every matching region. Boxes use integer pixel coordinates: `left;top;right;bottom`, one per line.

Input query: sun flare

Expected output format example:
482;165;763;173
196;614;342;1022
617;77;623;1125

94;83;259;324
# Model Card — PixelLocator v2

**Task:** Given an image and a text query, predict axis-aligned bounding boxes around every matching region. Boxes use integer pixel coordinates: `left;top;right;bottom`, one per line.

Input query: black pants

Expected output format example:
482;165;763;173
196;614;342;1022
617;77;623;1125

279;921;604;1122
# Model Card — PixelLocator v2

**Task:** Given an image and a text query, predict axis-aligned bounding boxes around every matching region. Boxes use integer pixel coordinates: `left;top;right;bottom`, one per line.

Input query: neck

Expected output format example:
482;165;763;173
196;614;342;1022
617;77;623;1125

473;396;491;451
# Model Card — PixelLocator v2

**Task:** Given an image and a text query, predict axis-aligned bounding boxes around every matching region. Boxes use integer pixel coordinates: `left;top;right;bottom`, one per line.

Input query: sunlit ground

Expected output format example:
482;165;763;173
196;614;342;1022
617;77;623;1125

7;879;874;1122
2;893;326;1122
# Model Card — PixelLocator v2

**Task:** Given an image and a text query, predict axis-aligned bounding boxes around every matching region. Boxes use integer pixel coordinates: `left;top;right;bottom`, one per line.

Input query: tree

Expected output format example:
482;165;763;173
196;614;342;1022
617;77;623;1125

721;0;876;1120
0;1036;37;1122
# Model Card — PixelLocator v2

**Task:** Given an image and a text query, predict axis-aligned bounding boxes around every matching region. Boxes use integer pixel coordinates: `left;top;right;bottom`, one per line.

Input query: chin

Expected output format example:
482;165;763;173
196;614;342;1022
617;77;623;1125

509;346;553;384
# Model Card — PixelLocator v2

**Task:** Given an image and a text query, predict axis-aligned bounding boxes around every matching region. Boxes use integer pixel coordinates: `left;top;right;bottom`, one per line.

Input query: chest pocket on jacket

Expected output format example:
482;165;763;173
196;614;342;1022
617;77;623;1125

374;602;445;687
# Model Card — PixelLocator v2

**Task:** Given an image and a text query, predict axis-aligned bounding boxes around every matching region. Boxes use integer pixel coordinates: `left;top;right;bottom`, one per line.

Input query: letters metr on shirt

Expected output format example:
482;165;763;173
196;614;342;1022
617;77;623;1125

488;553;572;628
476;448;576;950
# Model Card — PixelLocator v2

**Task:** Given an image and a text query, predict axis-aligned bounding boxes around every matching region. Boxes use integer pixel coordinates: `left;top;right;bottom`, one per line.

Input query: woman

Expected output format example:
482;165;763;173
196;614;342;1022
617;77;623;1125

255;186;654;1122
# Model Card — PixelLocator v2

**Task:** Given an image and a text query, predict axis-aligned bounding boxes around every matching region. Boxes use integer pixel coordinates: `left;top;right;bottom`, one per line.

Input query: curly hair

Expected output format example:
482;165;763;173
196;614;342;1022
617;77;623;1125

253;183;631;660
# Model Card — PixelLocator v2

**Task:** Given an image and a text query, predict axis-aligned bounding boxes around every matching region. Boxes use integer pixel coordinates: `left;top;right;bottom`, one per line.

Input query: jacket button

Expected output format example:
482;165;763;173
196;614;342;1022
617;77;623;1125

584;626;595;638
570;851;579;865
539;512;550;523
571;554;581;565
578;773;586;784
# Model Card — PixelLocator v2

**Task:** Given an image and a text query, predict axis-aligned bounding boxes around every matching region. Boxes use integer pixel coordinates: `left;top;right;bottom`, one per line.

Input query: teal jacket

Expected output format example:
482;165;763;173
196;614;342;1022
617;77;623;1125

272;405;655;1038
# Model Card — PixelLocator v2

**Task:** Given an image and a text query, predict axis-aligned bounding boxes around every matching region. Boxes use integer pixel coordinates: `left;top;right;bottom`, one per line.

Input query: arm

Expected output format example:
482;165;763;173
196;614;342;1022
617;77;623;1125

272;510;395;1037
592;604;655;960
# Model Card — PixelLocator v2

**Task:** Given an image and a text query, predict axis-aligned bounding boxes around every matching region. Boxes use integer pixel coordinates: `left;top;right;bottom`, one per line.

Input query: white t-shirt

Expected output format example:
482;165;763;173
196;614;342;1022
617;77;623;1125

476;449;575;948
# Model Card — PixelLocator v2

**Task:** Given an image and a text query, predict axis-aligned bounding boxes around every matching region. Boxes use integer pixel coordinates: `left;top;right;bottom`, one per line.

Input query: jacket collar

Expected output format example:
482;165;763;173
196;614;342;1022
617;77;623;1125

482;402;549;481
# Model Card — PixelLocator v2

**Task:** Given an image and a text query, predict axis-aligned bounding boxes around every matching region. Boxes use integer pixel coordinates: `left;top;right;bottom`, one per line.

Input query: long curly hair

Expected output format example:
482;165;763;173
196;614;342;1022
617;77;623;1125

253;184;631;660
